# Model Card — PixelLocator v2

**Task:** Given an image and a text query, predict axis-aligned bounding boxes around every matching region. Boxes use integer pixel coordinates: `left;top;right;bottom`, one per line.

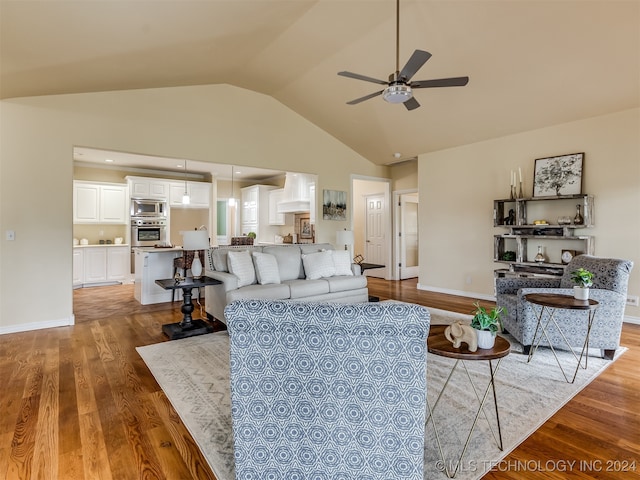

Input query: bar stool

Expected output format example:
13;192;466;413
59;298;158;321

172;250;204;301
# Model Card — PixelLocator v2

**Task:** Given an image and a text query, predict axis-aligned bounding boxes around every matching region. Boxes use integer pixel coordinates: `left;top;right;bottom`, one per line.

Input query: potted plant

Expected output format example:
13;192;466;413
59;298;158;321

470;302;505;349
571;267;594;300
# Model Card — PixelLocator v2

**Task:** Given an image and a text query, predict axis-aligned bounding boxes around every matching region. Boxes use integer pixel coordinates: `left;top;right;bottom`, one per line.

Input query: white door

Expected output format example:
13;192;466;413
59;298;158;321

399;193;419;279
365;194;386;277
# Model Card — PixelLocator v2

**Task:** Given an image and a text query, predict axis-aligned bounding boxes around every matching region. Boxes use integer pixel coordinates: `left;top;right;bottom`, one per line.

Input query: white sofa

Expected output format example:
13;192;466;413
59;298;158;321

204;243;369;323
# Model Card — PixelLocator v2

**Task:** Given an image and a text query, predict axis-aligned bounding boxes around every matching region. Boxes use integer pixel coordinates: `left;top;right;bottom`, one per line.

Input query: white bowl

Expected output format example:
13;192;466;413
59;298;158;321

80;238;89;245
73;238;79;245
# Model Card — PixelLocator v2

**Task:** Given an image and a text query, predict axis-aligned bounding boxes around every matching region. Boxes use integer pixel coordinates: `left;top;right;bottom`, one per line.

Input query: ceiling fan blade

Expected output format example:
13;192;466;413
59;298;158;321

411;76;469;88
398;50;432;81
403;97;420;111
338;71;388;85
346;90;384;105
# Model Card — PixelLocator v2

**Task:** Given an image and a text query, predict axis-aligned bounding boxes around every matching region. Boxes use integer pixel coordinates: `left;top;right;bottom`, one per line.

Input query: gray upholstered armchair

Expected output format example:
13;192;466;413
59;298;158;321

225;300;431;480
496;255;633;359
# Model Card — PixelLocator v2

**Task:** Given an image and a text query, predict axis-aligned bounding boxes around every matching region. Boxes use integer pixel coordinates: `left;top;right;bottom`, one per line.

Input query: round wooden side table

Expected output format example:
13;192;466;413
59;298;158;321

427;325;510;478
523;293;599;383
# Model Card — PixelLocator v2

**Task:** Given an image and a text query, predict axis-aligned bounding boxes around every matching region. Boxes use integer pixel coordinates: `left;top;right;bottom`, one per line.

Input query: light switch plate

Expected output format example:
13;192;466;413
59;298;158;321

6;230;15;241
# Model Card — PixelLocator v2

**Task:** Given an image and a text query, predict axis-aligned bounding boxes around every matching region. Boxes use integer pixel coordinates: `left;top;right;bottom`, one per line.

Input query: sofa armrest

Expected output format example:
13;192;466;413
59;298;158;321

205;269;239;291
204;269;241;324
351;263;362;276
495;276;560;295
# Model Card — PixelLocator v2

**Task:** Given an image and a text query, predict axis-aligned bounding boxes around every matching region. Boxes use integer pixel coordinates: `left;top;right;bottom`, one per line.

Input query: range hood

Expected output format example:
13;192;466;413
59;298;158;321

277;172;314;214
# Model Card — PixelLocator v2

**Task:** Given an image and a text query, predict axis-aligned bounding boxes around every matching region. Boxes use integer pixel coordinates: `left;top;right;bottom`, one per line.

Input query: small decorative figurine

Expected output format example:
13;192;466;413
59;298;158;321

504;209;516;225
444;321;478;352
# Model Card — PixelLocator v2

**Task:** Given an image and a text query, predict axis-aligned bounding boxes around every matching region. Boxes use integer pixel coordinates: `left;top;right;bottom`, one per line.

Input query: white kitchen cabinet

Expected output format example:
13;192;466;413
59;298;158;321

107;246;130;281
73;181;128;224
127;176;169;200
83;247;108;284
99;185;128;223
309;182;316;225
73;248;84;287
169;181;211;208
241;186;259;229
241;185;282;243
74;245;131;287
73;183;100;222
134;247;183;304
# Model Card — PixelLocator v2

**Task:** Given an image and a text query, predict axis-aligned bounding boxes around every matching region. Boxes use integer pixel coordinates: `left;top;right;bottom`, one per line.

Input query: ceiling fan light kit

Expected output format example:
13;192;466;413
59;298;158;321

383;84;412;104
338;0;468;110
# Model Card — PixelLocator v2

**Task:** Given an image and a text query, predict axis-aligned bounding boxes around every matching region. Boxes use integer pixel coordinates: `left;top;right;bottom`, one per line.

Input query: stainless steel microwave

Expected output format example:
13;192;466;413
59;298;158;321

131;199;166;217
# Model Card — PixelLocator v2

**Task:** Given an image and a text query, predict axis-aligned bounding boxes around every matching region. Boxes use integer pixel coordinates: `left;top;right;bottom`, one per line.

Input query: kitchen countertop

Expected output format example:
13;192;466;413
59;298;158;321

74;243;129;247
132;246;184;253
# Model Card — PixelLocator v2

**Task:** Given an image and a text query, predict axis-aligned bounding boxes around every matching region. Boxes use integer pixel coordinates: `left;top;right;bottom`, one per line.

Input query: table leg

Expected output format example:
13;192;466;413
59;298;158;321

426;358;504;478
162;286;213;340
179;287;194;328
528;304;596;383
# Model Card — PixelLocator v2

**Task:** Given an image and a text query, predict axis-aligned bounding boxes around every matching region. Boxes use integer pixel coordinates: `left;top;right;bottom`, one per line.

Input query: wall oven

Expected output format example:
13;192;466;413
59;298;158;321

131;217;168;247
131;199;167;217
130;217;168;274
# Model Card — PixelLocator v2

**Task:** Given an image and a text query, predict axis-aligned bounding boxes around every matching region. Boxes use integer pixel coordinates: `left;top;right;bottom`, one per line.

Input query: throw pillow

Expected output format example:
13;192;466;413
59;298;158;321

302;250;336;280
252;252;281;285
332;250;353;276
227;250;256;287
211;249;229;272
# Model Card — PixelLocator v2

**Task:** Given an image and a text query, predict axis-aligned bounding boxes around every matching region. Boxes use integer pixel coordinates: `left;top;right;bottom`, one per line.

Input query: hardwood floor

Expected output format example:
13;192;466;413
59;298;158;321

0;279;638;479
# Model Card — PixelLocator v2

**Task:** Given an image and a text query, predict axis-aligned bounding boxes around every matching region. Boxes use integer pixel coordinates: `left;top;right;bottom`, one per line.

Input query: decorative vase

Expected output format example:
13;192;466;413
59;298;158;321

573;285;589;300
476;329;496;349
191;251;203;279
574;204;584;225
534;245;546;263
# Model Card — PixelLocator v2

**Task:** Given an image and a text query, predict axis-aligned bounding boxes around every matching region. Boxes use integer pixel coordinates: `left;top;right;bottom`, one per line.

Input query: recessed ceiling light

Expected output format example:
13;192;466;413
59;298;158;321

105;158;114;163
393;152;402;159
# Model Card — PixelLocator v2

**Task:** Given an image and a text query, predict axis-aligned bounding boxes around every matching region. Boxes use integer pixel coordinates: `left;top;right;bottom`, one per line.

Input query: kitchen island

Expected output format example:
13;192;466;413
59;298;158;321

134;246;185;305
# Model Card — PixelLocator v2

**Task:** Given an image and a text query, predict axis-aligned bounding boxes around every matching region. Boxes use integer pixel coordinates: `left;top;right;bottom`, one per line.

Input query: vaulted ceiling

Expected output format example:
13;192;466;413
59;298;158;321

2;1;638;165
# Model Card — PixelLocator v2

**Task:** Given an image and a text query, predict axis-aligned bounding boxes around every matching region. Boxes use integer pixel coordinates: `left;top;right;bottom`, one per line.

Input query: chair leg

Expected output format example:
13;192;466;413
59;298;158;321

522;344;532;355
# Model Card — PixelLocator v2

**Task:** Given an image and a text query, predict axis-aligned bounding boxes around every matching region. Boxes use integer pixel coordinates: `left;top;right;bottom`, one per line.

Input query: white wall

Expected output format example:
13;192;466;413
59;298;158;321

418;108;640;319
0;84;388;332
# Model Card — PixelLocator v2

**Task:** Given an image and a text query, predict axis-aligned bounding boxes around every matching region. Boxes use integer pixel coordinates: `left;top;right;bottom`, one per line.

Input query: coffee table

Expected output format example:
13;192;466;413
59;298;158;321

426;325;510;478
155;276;222;340
523;293;599;383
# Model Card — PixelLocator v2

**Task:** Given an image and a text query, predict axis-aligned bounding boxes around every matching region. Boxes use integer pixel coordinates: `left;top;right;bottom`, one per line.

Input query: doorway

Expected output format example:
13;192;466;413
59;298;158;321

396;192;419;279
352;177;391;279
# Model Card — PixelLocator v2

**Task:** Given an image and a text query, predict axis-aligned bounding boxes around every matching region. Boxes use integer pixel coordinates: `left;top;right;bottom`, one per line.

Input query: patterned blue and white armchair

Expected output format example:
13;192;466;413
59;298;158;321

225;300;431;480
496;255;633;359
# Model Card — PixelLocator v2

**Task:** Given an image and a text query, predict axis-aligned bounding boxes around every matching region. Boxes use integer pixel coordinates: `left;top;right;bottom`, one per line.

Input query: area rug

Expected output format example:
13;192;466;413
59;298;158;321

137;309;624;480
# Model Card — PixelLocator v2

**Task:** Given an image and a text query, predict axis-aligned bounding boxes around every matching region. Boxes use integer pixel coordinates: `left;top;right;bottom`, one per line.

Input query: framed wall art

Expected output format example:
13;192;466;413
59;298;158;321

298;215;313;240
533;152;584;197
322;189;347;221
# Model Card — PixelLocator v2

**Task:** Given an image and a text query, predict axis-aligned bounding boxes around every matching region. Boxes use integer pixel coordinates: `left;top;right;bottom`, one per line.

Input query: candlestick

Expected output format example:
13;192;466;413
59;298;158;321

518;181;523;198
518;167;522;183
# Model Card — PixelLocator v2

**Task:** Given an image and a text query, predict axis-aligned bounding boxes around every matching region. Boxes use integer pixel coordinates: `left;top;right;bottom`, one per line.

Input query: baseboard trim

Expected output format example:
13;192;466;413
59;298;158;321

0;315;75;335
624;315;640;325
416;283;495;302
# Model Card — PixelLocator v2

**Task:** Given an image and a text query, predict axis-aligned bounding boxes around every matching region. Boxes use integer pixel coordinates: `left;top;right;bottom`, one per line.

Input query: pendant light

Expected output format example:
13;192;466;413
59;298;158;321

182;159;190;204
228;165;236;207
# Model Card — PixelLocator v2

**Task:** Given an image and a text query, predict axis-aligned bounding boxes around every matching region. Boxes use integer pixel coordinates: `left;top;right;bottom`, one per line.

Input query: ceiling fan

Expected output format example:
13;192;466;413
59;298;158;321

338;0;469;111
